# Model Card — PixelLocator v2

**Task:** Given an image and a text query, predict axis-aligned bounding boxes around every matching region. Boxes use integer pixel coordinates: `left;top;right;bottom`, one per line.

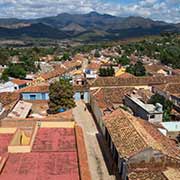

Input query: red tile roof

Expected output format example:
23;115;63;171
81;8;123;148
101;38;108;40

104;109;148;158
103;109;180;159
154;83;180;97
117;72;135;78
64;59;82;69
91;87;135;109
128;171;167;180
19;84;49;93
40;66;66;80
87;62;101;71
0;92;20;106
145;64;171;74
11;79;31;86
90;75;180;87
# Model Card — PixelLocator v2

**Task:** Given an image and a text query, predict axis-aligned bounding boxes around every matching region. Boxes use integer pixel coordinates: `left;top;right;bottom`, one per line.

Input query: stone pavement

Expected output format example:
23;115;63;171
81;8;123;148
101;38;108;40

73;100;115;180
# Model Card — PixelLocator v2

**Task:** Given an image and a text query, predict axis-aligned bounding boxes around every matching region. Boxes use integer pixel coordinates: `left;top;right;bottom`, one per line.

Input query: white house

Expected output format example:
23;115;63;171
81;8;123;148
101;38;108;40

0;81;19;93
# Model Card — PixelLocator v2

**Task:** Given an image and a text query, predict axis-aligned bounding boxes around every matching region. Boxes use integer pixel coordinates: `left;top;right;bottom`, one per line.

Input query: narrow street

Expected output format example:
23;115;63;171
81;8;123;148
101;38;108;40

73;100;115;180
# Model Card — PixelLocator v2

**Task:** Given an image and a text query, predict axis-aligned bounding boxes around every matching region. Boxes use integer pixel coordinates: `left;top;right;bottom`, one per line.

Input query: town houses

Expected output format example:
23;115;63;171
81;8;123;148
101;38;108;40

0;45;180;180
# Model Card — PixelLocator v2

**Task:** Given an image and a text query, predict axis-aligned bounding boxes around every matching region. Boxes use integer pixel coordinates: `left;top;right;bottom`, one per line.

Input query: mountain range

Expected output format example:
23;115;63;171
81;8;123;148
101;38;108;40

0;12;179;41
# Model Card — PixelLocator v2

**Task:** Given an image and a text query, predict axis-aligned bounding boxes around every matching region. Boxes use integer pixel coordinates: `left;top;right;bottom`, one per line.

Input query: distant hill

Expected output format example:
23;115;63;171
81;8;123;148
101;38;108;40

0;12;179;41
0;23;69;39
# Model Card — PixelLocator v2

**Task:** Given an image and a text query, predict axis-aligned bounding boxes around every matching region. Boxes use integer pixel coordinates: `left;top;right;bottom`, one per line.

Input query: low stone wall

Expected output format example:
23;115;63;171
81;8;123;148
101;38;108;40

75;125;91;180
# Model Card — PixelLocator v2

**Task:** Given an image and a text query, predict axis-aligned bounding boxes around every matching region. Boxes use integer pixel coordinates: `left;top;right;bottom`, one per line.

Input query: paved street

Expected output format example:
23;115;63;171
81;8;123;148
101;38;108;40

73;101;115;180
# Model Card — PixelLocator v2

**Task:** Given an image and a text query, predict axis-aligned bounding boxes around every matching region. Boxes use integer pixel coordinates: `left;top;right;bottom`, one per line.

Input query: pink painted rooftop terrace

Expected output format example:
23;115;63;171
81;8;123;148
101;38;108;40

32;128;76;152
0;128;80;180
1;152;79;180
0;134;13;156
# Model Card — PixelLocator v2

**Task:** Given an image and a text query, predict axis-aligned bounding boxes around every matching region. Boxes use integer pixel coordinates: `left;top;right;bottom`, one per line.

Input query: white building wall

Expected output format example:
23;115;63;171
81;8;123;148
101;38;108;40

0;82;19;93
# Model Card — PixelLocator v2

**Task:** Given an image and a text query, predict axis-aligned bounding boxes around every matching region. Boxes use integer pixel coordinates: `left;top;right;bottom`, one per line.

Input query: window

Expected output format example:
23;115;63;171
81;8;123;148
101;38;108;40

150;114;155;119
30;95;36;100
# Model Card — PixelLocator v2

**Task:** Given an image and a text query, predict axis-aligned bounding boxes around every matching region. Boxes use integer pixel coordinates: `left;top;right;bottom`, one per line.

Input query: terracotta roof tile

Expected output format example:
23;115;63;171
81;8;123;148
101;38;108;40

91;87;135;109
19;84;49;93
90;76;180;87
87;62;101;70
104;109;148;158
117;72;135;78
64;59;82;69
135;119;180;159
0;92;20;106
163;167;180;180
128;171;167;180
103;109;180;159
154;83;180;97
145;64;171;74
11;79;31;86
40;67;66;80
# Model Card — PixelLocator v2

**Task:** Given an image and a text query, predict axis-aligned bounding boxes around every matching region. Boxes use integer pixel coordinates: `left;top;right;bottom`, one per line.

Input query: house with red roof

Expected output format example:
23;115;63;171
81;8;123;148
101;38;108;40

20;84;49;101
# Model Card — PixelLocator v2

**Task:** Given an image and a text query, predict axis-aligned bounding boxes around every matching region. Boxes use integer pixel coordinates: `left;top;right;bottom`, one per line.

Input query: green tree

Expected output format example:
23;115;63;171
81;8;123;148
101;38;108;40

148;94;173;122
126;64;134;75
5;64;27;79
99;66;115;77
94;50;101;58
134;61;146;76
19;54;38;73
126;61;146;76
60;52;70;61
0;50;9;65
1;69;9;82
48;79;76;114
115;55;130;66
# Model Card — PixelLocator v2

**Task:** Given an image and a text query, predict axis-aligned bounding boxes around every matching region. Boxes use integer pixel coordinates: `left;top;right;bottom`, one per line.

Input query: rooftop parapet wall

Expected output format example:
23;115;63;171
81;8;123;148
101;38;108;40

0;117;74;128
75;126;91;180
40;121;75;128
0;128;16;134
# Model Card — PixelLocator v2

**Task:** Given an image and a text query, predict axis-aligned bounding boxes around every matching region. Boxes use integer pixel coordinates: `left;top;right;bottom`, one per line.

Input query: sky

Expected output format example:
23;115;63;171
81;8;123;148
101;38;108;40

0;0;179;23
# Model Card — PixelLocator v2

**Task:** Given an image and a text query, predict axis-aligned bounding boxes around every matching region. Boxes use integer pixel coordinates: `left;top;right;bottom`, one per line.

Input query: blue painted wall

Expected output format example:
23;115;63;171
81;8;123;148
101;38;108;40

74;91;89;103
22;92;49;101
22;91;90;102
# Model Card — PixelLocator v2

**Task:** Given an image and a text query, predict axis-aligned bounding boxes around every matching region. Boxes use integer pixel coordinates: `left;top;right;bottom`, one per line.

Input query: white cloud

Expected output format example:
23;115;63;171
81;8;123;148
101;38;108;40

0;0;179;23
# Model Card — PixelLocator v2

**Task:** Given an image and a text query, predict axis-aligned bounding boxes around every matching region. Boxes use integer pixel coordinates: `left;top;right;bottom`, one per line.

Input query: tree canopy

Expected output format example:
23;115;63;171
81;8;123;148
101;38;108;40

2;64;27;79
115;55;130;66
19;53;39;73
48;79;76;114
148;94;173;121
60;52;70;61
126;61;146;76
99;66;115;77
94;49;101;58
